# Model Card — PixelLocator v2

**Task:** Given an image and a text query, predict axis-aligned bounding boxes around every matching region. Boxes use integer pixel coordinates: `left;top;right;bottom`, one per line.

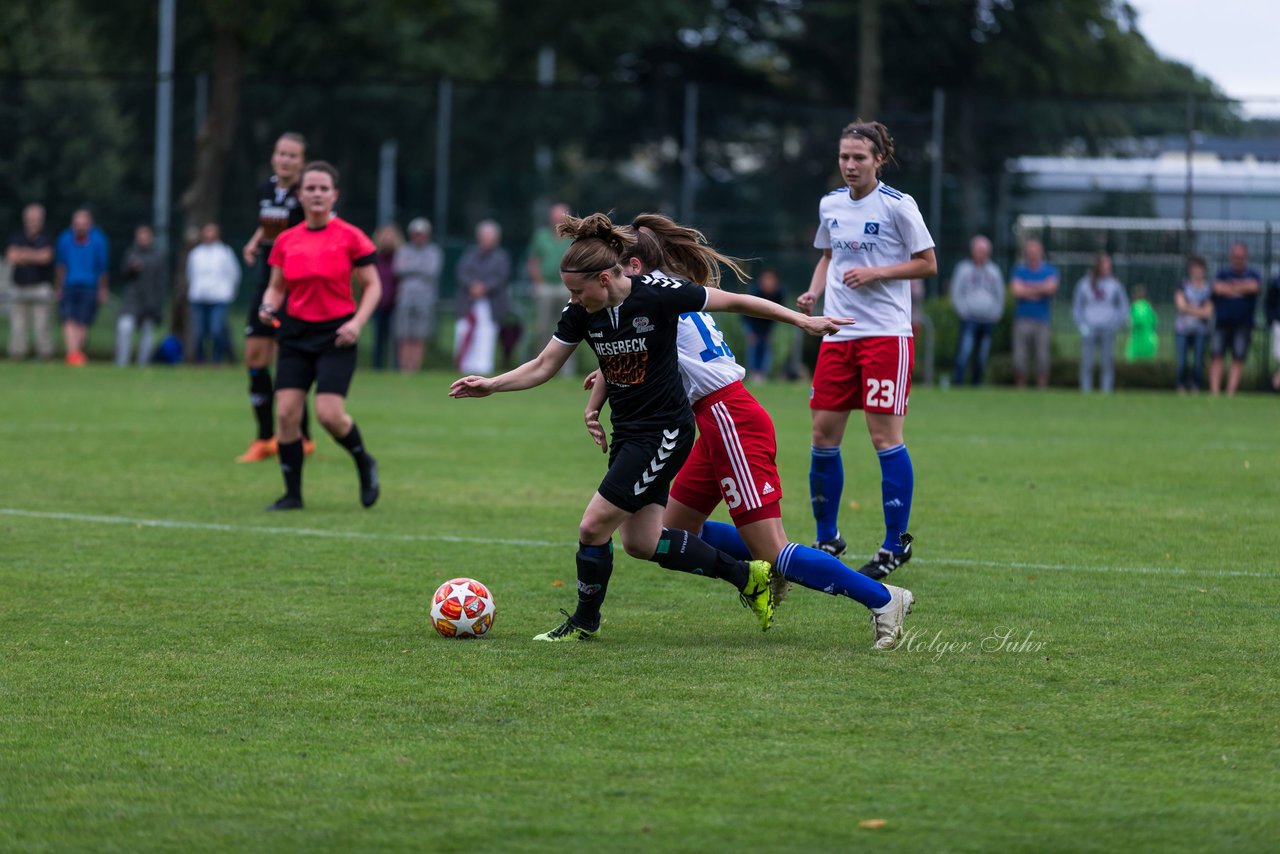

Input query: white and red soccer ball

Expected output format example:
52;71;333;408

430;578;496;638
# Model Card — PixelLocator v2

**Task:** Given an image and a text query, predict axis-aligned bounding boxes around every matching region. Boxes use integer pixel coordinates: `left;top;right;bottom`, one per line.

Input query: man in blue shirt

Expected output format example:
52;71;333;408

1009;238;1059;388
54;207;110;365
1209;241;1260;397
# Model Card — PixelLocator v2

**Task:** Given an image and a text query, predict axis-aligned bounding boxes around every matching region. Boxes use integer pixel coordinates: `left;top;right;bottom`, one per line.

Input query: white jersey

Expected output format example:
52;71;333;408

645;268;745;403
814;182;934;340
676;310;746;403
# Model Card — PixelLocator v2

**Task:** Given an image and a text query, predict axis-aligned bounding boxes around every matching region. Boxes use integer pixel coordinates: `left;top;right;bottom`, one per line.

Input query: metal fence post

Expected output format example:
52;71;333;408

434;78;453;242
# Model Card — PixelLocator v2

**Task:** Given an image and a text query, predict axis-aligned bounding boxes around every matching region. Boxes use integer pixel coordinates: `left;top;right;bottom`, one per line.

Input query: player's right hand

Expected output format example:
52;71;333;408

796;292;817;314
582;369;602;392
242;241;259;266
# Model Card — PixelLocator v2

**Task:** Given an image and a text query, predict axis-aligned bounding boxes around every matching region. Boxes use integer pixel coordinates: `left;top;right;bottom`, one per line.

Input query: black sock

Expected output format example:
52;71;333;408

572;541;613;629
336;422;371;465
652;528;750;591
278;439;304;499
249;367;274;440
301;404;311;442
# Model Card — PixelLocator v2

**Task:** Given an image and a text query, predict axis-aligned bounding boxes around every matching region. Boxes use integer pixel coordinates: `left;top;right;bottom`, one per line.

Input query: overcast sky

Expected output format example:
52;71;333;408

1131;0;1280;115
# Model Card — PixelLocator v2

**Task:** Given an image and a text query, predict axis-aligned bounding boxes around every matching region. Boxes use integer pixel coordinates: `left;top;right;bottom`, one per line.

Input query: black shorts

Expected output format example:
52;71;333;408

275;315;358;396
597;420;695;514
1211;322;1252;360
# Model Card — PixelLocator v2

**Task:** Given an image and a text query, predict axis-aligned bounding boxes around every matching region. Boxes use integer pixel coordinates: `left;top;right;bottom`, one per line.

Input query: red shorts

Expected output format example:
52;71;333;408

669;382;783;525
809;336;913;415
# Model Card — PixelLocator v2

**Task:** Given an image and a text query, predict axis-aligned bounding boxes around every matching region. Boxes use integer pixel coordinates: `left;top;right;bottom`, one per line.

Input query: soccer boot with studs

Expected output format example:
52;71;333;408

812;532;847;558
857;533;914;580
870;584;915;650
533;609;599;642
738;560;778;632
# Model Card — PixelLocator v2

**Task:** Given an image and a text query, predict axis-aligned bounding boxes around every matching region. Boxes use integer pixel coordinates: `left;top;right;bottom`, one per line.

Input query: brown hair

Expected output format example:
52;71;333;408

301;160;339;187
558;212;637;275
278;132;307;151
841;119;897;171
1187;254;1206;271
628;213;749;289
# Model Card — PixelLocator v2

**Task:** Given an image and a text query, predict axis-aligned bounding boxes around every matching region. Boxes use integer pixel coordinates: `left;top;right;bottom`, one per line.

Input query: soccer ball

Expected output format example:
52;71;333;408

430;578;496;638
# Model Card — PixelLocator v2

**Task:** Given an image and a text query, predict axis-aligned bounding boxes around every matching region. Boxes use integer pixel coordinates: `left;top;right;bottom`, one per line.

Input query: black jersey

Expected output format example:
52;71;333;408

555;274;708;439
256;175;304;245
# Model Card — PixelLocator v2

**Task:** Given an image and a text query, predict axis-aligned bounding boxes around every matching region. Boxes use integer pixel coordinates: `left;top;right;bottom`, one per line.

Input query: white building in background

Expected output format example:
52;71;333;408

1007;151;1280;221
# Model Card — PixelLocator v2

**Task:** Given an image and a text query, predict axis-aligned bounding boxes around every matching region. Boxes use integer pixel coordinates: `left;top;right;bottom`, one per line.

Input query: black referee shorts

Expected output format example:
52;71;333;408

597;420;695;514
275;315;358;397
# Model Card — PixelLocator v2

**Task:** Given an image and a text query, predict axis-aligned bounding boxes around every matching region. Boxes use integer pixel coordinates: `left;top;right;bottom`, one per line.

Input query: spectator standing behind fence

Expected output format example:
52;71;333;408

5;203;55;361
1265;272;1280;392
54;208;109;366
1072;253;1128;393
1209;242;1260;397
949;234;1005;386
186;223;241;364
1009;238;1058;388
454;219;510;375
115;224;168;367
742;267;784;383
392;217;443;373
1124;284;1158;362
1174;256;1213;394
526;203;573;343
370;223;402;371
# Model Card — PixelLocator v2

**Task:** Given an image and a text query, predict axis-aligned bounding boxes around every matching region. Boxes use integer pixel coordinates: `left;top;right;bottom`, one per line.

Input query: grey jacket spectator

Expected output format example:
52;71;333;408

120;232;168;322
1072;273;1129;333
455;220;511;321
393;239;444;300
950;258;1005;324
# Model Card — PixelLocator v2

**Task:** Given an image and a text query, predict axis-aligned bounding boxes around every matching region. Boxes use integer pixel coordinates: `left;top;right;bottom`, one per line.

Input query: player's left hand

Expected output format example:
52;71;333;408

335;320;362;347
842;267;882;288
799;315;855;336
584;408;608;454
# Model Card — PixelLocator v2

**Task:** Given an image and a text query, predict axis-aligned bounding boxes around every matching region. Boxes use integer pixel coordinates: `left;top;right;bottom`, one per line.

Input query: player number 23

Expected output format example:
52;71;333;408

865;378;895;408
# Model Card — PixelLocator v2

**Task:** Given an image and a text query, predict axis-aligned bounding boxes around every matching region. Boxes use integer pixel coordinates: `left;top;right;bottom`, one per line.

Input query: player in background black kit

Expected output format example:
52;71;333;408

449;212;851;641
237;132;313;463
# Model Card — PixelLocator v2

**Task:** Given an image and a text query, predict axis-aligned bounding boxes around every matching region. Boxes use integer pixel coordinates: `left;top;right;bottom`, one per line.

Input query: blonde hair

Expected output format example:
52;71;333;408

628;213;748;289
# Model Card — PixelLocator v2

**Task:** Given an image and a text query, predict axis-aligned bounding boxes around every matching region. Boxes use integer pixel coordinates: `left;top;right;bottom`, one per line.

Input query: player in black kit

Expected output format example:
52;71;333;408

449;212;851;641
237;132;313;463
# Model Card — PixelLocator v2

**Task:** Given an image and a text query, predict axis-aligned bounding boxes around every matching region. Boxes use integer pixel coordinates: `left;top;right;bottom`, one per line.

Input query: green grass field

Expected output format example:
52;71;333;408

2;361;1278;852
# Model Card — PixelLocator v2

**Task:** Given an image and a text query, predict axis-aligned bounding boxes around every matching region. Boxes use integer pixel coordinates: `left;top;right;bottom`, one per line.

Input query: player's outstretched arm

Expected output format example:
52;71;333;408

705;288;854;337
449;339;575;398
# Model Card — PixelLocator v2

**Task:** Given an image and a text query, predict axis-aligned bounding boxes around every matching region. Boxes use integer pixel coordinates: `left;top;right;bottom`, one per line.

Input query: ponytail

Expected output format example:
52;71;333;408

629;213;749;289
558;212;637;275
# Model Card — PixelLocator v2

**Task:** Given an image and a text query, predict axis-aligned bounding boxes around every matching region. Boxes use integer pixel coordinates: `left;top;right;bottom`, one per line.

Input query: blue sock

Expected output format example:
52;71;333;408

809;445;843;542
877;444;914;552
776;542;891;609
698;520;752;561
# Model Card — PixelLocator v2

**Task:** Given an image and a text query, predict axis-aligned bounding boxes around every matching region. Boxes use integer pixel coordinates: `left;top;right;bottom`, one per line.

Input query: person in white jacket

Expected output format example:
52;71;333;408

1072;253;1129;393
187;222;242;363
